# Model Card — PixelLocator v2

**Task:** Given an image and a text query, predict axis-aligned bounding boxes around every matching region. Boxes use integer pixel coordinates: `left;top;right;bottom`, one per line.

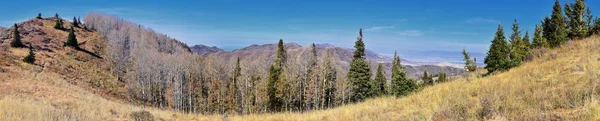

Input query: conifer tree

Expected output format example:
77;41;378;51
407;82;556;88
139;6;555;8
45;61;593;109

73;17;79;28
322;49;337;108
509;20;528;67
227;57;242;114
522;31;531;48
462;48;477;72
10;24;25;48
36;13;42;19
437;72;447;83
373;63;386;96
421;71;433;86
484;24;510;74
267;39;287;112
346;28;373;102
593;17;600;34
544;0;569;48
390;51;415;97
23;44;35;64
533;25;550;48
55;13;59;19
565;0;592;39
66;26;79;49
54;19;64;30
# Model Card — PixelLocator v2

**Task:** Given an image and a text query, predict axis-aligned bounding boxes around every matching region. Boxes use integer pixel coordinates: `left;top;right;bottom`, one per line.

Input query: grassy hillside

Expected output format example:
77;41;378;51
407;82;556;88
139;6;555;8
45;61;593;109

1;18;600;120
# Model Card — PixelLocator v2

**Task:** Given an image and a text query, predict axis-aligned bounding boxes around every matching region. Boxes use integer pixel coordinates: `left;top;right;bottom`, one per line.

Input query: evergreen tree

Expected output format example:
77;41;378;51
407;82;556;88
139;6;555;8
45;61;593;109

346;28;373;102
437;72;447;83
73;17;79;28
421;71;434;86
322;49;337;108
54;19;64;30
522;31;531;48
373;63;386;96
484;24;510;74
227;57;242;114
10;24;25;48
390;51;416;97
593;17;600;34
509;20;528;67
23;44;35;64
565;0;592;39
267;39;287;112
533;25;550;48
462;48;477;72
544;0;569;48
66;26;79;49
55;13;59;19
36;13;42;19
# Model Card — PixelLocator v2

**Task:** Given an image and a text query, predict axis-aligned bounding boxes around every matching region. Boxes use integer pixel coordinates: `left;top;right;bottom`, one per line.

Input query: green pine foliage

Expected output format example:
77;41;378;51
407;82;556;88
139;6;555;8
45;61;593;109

565;0;593;39
462;48;477;72
10;24;25;48
437;72;447;83
373;63;386;96
346;28;373;102
23;45;35;64
485;24;511;74
522;31;531;48
532;25;550;48
421;71;434;86
54;19;64;30
593;17;600;34
267;39;287;112
390;51;416;97
543;0;569;48
509;20;529;67
73;17;79;28
65;26;79;49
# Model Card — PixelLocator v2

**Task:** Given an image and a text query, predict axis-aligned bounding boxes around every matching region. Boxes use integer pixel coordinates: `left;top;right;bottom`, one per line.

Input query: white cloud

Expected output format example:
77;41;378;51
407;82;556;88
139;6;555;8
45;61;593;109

365;26;395;31
398;30;423;36
466;17;499;24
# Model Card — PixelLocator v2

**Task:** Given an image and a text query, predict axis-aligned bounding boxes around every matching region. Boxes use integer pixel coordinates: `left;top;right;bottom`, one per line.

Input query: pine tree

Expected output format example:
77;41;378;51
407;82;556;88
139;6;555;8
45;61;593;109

73;17;79;28
462;48;477;72
36;13;42;19
227;57;242;114
565;0;592;39
593;17;600;34
437;72;447;83
373;63;386;96
544;0;569;48
346;28;373;102
10;24;25;48
322;49;337;108
23;44;35;64
522;31;531;48
390;51;415;97
305;43;319;110
533;25;550;48
484;24;511;74
54;19;64;30
267;39;287;112
65;26;79;49
55;13;59;19
421;71;433;86
509;19;528;67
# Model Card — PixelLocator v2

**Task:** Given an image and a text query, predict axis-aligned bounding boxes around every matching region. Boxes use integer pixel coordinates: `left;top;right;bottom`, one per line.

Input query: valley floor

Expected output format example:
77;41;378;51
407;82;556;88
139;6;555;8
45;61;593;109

2;36;600;121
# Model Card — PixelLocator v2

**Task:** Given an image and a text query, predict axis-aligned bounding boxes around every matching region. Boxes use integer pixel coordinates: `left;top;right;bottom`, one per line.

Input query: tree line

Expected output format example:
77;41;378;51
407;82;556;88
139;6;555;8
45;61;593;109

481;0;600;74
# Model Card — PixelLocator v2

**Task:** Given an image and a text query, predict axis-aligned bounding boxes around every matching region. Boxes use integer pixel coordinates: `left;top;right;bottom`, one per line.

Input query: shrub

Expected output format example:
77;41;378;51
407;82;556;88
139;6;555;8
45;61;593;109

129;111;154;121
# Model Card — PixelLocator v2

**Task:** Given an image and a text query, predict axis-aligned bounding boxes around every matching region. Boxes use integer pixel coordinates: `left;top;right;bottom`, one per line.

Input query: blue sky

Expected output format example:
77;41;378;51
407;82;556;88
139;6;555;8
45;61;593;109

1;0;598;63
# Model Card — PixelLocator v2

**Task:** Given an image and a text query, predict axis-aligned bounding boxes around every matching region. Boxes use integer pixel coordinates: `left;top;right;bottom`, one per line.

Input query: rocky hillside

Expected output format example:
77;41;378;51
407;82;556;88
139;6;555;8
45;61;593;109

189;44;224;55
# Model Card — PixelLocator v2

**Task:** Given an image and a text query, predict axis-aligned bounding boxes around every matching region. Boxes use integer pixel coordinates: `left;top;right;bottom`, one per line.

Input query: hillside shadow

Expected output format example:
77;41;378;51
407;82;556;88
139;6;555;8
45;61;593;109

76;47;103;59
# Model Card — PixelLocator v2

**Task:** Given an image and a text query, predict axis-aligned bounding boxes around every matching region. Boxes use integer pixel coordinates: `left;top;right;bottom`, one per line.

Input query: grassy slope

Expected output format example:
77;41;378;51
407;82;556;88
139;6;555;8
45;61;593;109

1;18;600;120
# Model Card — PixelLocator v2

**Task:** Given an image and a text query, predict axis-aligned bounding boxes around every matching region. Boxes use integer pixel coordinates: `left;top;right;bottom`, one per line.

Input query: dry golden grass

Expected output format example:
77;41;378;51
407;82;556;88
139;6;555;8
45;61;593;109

2;18;600;120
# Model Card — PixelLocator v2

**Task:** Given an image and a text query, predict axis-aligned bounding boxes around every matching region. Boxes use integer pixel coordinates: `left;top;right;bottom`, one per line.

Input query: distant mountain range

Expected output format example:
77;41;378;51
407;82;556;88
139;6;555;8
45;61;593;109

190;43;466;78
